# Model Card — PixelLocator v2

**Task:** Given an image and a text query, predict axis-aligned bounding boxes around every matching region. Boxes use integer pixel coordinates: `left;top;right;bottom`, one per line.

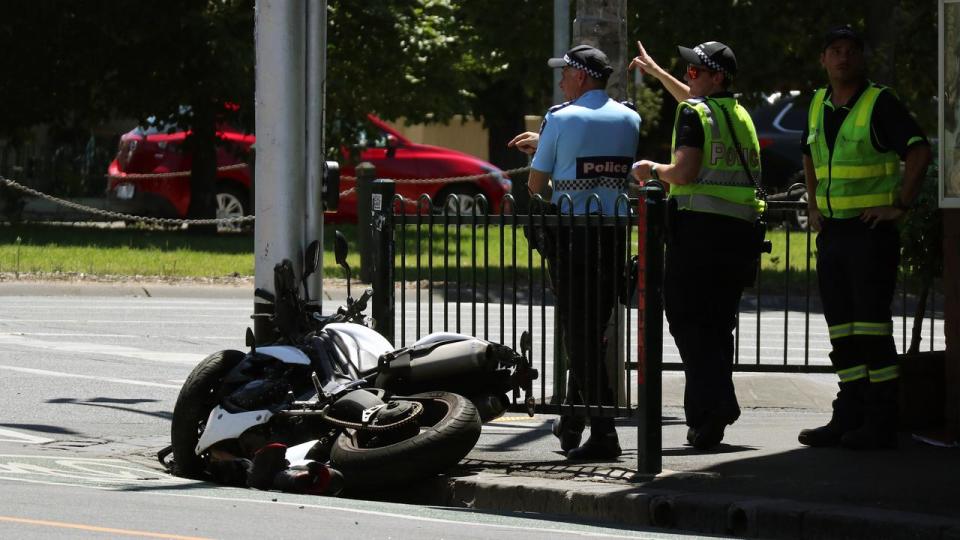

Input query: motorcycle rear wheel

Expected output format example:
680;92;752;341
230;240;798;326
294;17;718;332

170;349;246;479
330;391;481;491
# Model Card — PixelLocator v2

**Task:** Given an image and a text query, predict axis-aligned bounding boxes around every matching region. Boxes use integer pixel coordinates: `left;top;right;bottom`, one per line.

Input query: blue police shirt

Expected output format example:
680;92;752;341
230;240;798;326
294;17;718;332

531;89;641;215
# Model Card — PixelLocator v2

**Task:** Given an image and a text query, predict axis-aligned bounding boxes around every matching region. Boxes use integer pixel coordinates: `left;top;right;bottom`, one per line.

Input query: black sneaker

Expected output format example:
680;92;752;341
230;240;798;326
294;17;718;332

687;418;726;451
566;433;621;461
552;416;584;452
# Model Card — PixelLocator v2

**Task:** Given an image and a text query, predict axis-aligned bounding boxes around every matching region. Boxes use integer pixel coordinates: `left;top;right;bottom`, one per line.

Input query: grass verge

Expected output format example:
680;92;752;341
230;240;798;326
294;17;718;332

1;223;817;289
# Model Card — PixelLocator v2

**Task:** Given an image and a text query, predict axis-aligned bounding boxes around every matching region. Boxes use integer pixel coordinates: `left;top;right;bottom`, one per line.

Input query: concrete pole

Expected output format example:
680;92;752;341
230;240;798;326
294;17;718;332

304;0;327;304
253;0;307;341
553;0;570;106
573;0;628;101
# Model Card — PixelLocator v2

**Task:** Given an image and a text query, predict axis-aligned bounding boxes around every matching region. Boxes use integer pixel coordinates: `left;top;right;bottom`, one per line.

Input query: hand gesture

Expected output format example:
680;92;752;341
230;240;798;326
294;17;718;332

507;131;539;155
628;40;662;78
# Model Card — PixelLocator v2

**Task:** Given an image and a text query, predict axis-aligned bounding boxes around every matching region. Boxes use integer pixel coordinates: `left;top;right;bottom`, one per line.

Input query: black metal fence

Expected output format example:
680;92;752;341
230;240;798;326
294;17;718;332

365;180;944;474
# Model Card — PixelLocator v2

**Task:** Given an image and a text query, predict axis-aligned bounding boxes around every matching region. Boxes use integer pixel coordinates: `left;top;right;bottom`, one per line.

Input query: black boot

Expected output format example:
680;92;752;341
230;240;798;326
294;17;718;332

841;379;899;450
552;415;585;452
799;377;866;447
566;417;621;461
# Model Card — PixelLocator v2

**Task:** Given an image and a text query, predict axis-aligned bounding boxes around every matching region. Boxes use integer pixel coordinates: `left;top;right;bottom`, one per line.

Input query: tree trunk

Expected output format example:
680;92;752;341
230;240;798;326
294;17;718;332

187;104;218;234
574;0;628;101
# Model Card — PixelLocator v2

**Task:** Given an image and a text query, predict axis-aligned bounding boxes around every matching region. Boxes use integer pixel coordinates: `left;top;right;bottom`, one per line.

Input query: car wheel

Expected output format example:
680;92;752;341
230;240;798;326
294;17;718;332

434;184;482;216
215;186;249;233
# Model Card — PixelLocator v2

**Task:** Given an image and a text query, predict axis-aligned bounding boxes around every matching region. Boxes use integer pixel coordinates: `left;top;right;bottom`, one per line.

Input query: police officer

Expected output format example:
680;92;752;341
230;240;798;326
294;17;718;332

509;44;640;460
798;25;931;450
630;40;763;450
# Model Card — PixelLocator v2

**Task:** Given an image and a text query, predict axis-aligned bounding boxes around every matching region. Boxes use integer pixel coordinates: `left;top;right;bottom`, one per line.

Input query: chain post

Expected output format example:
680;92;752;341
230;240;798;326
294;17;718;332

356;162;376;283
371;180;396;345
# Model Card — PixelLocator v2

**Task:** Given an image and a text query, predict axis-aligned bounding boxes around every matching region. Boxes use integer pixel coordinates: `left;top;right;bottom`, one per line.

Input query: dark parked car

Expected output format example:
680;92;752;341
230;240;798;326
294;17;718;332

752;92;810;227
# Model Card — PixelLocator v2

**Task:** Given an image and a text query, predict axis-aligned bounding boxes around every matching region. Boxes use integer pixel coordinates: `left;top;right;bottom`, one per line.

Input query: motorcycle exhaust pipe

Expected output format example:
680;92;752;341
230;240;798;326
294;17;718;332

379;339;493;385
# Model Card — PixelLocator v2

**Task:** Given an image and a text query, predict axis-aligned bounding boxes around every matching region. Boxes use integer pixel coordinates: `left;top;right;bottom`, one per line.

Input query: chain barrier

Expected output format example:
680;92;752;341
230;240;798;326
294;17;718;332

1;166;531;225
0;176;254;226
106;163;249;180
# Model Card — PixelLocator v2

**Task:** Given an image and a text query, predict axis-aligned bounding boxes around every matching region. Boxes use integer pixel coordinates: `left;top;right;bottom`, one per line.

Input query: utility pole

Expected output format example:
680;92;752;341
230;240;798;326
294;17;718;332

573;0;628;101
553;0;570;106
253;0;307;342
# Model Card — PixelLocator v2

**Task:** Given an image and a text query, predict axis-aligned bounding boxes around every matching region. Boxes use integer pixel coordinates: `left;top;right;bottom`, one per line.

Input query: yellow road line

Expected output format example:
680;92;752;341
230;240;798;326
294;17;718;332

0;516;210;540
491;416;541;423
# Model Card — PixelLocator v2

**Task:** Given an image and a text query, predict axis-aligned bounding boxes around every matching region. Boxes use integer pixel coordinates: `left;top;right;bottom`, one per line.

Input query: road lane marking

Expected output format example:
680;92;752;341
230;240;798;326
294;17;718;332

0;332;238;340
0;455;184;484
0;428;53;444
0;475;661;539
0;334;206;364
0;365;180;388
0;516;210;540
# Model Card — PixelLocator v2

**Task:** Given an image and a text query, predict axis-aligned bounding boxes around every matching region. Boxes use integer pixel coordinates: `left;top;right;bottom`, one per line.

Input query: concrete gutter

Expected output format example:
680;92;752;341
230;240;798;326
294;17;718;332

396;471;960;540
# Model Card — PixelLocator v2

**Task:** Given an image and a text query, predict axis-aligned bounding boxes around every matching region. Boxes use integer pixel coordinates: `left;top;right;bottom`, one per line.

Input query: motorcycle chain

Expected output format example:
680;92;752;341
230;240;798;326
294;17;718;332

317;400;424;432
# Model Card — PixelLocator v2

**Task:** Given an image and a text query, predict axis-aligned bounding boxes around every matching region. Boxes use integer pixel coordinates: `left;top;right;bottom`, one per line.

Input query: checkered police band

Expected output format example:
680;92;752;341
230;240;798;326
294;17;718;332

554;177;627;191
564;54;604;79
693;46;727;75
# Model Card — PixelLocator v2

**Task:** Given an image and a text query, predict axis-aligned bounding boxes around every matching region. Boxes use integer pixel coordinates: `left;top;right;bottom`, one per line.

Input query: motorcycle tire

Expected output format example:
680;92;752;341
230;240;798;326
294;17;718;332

170;349;246;479
330;391;481;491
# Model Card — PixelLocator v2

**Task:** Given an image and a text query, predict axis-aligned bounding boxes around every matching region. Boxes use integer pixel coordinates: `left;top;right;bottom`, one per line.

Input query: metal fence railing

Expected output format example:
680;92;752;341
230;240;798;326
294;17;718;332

368;186;946;408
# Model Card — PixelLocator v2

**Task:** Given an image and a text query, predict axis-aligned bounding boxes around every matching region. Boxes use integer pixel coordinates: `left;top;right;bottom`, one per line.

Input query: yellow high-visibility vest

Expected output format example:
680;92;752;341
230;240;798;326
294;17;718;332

807;84;900;218
670;97;764;222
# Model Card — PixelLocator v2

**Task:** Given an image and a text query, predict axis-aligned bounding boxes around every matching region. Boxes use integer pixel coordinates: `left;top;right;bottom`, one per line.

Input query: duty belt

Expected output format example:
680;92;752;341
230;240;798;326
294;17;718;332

670;193;757;221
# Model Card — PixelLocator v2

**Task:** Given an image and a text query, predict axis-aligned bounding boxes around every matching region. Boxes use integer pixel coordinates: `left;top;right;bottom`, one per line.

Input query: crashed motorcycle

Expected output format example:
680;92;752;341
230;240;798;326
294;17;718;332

162;232;537;492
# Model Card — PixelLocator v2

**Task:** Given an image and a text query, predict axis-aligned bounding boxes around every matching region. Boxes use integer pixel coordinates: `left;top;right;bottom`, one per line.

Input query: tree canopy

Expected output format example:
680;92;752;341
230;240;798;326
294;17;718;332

0;0;939;171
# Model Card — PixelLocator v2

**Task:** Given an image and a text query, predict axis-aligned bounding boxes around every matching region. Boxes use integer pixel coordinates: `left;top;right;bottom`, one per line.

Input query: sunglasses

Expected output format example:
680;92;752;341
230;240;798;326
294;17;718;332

686;64;716;80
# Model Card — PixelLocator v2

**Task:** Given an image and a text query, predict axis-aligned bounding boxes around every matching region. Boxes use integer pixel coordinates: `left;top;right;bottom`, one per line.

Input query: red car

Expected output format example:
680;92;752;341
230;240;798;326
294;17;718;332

106;114;511;229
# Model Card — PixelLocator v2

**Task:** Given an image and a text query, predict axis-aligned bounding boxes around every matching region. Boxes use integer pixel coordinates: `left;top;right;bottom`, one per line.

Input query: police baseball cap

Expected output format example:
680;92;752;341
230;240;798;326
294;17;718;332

547;45;614;80
677;41;737;76
822;24;864;51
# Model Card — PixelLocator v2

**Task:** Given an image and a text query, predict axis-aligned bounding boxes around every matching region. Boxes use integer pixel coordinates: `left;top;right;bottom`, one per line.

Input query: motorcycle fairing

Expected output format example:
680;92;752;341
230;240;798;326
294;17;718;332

255;346;311;366
196;405;273;454
409;332;473;348
322;323;393;372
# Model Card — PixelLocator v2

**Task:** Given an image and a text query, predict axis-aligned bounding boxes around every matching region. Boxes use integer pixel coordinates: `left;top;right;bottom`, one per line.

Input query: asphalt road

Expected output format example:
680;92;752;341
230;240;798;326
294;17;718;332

0;282;945;538
0;283;722;539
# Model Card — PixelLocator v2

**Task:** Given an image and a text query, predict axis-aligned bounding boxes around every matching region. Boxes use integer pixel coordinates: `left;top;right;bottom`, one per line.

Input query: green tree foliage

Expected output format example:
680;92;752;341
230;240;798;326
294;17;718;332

0;1;939;175
628;0;936;159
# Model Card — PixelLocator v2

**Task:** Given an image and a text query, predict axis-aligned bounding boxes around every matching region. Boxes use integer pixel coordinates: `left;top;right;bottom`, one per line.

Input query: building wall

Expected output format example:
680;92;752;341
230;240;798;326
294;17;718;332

382;115;545;162
944;210;960;432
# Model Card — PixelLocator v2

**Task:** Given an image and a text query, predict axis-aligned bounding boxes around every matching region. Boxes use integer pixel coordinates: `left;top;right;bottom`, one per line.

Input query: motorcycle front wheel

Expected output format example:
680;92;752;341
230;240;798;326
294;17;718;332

330;391;481;491
170;349;246;479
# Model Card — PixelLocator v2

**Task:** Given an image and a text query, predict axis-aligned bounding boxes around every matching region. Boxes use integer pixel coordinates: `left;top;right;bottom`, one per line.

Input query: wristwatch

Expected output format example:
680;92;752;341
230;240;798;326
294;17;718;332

650;164;660;181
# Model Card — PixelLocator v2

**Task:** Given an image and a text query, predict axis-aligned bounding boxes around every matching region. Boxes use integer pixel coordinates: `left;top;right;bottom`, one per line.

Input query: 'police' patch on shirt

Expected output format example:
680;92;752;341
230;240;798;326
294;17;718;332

576;156;633;179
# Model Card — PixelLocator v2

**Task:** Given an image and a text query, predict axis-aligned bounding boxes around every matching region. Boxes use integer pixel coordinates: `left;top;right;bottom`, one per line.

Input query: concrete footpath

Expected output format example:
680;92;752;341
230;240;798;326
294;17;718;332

390;373;960;540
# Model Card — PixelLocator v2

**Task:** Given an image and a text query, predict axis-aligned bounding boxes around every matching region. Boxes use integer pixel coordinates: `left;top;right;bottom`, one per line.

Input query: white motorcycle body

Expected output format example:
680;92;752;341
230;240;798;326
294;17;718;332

195;328;475;455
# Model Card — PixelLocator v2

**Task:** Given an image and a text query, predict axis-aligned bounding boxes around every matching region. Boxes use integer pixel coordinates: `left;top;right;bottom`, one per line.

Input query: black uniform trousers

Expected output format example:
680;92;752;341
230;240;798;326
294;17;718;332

543;224;627;409
664;209;755;429
817;218;900;391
